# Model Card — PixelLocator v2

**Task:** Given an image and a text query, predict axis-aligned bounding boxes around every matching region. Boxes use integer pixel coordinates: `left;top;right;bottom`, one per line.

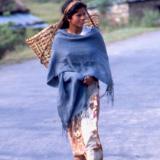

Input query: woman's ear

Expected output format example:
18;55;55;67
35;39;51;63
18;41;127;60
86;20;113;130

64;15;70;22
67;17;71;22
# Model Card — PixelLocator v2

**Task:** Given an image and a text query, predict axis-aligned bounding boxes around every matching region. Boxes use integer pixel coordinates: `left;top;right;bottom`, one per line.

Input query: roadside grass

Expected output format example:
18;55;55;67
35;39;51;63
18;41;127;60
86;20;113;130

0;46;35;65
103;27;160;43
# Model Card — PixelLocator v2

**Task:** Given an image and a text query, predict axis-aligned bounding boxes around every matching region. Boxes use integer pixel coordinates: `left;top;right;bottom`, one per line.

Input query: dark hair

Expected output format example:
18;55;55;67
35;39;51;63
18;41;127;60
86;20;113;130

60;0;87;29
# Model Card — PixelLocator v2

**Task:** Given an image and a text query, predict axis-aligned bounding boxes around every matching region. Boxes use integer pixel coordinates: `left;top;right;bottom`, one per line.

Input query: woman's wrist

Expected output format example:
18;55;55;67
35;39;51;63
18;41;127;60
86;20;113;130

84;75;97;81
83;75;98;86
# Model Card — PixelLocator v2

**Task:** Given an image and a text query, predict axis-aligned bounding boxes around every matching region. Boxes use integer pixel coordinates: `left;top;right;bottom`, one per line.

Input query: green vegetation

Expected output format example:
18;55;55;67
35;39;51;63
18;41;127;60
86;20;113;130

0;24;25;59
129;10;160;27
0;45;35;65
0;0;61;65
141;10;160;27
103;27;159;43
0;0;16;14
85;0;112;14
22;0;61;23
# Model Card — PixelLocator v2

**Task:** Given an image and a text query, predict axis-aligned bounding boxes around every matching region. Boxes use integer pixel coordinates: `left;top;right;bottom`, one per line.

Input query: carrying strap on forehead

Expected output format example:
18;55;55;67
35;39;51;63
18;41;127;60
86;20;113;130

64;0;96;27
64;0;80;14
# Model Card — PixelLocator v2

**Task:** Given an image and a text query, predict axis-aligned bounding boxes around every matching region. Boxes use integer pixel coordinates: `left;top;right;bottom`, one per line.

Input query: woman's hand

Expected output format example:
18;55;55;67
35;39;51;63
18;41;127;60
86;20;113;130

83;76;97;86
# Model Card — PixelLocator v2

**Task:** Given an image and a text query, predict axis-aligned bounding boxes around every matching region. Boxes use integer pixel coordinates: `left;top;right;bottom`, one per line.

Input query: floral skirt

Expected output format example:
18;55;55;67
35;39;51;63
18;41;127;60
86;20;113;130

67;81;103;160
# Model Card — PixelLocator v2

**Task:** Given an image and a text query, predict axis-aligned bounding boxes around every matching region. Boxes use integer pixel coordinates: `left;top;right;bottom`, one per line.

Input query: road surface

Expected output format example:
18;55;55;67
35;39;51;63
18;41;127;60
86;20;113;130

0;31;160;160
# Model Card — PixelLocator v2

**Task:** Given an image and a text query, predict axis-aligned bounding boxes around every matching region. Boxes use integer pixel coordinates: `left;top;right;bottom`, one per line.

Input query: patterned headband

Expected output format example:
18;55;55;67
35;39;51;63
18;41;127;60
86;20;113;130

62;0;96;27
64;0;82;14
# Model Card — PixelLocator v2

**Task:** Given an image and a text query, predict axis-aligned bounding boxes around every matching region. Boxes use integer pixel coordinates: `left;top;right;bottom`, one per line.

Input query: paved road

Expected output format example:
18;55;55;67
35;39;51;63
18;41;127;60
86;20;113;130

0;31;160;160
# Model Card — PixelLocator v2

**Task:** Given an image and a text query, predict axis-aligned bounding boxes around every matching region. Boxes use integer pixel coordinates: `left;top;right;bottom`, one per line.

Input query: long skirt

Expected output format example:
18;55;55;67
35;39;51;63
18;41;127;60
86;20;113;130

67;81;103;160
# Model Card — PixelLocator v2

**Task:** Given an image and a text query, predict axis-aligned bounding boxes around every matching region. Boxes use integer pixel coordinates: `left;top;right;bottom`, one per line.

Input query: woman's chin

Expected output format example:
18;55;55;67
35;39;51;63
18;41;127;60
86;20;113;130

77;24;84;28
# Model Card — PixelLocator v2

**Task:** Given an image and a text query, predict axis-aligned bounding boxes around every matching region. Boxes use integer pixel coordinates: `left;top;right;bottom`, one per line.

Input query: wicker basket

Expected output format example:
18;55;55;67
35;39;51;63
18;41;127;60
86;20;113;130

26;12;100;68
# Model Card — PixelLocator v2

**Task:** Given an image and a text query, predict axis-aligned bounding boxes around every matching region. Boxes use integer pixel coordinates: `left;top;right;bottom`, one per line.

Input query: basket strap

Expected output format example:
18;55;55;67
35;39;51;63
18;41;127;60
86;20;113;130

56;15;65;30
85;9;96;27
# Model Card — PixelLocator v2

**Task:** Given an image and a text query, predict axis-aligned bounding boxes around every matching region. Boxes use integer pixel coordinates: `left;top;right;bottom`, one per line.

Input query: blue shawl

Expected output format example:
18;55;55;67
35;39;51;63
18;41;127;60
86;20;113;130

47;27;113;129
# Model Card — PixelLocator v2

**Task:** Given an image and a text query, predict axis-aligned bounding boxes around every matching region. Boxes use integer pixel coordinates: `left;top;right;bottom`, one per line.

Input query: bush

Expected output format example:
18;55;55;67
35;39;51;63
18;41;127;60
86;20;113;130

87;0;112;14
128;10;160;28
0;24;26;59
141;10;160;27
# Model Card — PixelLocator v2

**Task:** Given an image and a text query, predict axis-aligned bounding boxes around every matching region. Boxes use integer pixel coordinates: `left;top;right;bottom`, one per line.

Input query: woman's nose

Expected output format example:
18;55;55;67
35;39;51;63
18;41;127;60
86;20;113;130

81;15;86;20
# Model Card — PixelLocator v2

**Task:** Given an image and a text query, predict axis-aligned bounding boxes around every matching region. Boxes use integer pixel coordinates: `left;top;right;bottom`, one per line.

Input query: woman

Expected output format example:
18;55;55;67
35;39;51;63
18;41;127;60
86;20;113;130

47;0;113;160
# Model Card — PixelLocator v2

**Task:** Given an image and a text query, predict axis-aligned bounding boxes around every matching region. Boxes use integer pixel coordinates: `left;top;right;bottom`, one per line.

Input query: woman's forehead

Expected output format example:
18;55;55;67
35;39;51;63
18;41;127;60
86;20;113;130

75;7;86;14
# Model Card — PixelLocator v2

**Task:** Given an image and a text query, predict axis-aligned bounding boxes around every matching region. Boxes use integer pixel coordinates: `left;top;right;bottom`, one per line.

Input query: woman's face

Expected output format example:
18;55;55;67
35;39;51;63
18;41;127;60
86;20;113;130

69;7;86;28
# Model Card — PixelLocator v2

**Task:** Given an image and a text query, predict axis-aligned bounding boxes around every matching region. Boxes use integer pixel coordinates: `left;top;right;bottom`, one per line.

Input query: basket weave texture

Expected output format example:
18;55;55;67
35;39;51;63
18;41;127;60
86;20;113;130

26;12;100;68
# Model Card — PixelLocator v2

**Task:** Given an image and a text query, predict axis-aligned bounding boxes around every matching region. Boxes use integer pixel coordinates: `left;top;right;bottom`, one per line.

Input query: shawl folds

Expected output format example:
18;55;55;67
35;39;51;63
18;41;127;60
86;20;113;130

47;27;113;129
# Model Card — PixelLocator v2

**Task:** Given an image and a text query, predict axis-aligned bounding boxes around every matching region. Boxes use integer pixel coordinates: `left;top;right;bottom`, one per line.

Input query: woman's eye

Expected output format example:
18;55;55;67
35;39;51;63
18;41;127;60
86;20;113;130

77;14;82;17
76;13;86;17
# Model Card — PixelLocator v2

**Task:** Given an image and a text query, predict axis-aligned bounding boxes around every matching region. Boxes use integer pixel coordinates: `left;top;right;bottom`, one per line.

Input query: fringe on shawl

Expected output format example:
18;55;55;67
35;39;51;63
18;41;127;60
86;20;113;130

100;83;114;106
